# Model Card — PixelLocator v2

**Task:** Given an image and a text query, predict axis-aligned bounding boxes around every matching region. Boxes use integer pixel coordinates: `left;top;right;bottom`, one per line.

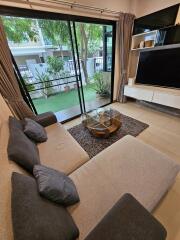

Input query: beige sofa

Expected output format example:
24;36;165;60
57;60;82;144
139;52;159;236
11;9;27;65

0;95;179;240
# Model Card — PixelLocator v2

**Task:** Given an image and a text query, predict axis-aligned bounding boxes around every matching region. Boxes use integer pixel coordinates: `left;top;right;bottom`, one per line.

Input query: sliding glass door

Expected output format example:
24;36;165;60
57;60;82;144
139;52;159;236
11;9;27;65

74;22;114;112
1;8;116;122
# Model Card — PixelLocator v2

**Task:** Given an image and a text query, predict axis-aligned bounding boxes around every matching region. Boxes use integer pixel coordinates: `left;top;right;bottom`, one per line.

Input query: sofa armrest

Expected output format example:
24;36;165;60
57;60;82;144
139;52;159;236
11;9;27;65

84;193;167;240
32;112;57;127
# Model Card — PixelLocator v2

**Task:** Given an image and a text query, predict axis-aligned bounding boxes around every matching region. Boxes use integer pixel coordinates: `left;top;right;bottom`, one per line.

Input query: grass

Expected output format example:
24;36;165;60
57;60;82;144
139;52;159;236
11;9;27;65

33;84;97;114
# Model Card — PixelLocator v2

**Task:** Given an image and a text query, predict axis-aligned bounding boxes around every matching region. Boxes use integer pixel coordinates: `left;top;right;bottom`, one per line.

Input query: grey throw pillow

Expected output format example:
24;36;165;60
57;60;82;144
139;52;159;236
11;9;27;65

24;118;47;143
8;117;40;174
12;172;79;240
33;165;80;206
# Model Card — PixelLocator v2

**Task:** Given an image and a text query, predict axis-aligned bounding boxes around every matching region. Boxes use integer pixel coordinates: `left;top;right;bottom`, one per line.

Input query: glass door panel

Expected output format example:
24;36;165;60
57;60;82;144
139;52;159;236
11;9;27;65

74;22;113;112
2;16;82;122
1;12;115;122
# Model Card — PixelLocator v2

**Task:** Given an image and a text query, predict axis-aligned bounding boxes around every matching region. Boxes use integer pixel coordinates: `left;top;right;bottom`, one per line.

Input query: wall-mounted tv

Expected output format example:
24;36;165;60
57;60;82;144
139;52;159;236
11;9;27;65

133;4;180;35
135;47;180;89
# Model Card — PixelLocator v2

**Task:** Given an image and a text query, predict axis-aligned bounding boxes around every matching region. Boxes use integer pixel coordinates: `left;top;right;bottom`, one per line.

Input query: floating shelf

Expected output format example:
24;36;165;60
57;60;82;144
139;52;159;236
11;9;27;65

131;46;154;51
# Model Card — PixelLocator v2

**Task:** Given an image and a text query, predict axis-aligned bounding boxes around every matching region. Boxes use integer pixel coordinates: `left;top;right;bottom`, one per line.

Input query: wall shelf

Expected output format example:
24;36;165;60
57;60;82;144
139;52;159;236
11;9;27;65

131;30;157;50
131;46;154;51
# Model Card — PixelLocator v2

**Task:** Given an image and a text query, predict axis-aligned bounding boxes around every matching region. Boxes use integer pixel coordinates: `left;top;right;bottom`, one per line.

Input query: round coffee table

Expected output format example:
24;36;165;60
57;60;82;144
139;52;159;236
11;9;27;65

82;108;122;138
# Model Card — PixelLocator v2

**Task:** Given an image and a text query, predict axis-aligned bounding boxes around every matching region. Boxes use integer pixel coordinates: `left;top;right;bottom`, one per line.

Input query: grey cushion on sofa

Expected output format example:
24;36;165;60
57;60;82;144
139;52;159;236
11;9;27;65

32;111;57;127
8;117;40;173
8;116;23;130
85;193;167;240
33;165;80;206
24;118;47;143
12;172;79;240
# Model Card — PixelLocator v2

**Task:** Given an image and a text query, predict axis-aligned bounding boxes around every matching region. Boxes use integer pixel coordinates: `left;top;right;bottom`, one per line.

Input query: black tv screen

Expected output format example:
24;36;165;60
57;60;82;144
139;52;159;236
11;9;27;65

135;47;180;89
133;4;179;35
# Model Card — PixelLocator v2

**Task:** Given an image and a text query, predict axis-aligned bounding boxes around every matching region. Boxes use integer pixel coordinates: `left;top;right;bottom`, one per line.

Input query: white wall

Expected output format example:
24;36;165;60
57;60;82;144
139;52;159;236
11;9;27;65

132;0;180;17
0;0;132;20
73;0;132;12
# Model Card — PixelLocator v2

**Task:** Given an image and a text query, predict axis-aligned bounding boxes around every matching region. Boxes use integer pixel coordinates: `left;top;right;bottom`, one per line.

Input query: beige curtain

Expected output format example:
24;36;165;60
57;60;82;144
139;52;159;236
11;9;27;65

116;13;135;103
0;18;35;119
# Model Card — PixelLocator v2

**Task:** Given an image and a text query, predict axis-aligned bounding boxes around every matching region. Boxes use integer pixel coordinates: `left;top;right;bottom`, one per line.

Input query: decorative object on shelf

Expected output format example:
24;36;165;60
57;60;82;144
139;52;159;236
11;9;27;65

128;78;135;86
144;40;154;48
139;41;145;48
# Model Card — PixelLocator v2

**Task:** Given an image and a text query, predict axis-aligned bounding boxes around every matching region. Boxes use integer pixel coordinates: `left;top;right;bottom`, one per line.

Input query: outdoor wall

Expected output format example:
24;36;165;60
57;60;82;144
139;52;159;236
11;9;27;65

132;0;180;17
15;55;40;66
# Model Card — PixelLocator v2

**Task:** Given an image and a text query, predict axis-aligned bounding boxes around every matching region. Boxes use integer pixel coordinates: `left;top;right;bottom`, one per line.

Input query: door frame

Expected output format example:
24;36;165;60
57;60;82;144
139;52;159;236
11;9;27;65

0;6;116;122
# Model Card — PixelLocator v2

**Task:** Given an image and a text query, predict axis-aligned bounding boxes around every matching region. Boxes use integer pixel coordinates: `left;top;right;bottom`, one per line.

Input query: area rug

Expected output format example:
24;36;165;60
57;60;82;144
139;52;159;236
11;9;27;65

68;113;149;158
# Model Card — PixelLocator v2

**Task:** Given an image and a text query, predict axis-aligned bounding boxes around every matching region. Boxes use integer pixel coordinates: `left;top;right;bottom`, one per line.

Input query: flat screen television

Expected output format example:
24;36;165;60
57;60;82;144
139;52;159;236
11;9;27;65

135;47;180;89
133;4;179;35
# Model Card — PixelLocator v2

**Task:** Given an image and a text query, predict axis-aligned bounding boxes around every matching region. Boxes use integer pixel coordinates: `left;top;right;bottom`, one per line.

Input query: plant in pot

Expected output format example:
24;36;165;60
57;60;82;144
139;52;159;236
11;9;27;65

92;72;110;98
35;69;53;99
22;73;35;92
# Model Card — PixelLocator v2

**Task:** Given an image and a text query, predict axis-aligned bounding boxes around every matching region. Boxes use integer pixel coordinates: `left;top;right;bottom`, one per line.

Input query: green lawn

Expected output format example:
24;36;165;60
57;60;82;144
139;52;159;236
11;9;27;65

33;85;97;114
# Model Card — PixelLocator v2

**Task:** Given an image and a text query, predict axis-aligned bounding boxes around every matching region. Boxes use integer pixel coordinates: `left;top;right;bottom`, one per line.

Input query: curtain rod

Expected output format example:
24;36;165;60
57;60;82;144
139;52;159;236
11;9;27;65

27;0;122;15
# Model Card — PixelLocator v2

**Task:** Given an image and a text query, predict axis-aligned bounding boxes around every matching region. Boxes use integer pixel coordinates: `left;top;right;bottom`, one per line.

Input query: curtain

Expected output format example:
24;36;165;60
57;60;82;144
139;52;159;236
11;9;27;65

0;18;35;119
116;13;135;103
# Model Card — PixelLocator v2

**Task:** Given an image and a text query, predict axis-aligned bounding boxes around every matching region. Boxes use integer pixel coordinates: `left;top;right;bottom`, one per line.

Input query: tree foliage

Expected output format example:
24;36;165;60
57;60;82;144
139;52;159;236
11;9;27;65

38;19;70;55
76;23;102;57
75;23;102;83
2;16;38;43
47;56;64;76
2;17;103;84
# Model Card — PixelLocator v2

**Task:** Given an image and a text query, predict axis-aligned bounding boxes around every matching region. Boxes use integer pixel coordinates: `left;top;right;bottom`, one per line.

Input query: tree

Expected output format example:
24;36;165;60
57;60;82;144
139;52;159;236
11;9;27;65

76;23;103;83
47;56;65;91
38;19;70;59
47;56;64;76
2;16;38;43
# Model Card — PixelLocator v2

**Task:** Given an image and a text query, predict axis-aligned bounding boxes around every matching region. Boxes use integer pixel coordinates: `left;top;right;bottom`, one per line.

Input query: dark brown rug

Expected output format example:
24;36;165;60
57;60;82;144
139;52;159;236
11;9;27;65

68;113;149;158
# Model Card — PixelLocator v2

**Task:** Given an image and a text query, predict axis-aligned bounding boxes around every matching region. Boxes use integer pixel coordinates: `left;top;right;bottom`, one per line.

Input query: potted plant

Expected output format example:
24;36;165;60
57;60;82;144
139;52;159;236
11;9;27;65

92;72;110;98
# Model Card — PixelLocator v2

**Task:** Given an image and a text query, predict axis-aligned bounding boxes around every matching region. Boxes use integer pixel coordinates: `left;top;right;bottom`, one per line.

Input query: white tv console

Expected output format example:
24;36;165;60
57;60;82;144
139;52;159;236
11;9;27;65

124;84;180;109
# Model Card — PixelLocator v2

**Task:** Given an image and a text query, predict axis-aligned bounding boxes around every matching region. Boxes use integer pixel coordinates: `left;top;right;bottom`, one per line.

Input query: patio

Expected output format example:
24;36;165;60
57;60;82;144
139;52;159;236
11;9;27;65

32;84;110;122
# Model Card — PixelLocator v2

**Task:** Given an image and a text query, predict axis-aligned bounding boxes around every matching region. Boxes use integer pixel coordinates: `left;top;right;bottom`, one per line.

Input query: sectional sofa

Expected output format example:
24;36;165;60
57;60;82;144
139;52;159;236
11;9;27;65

0;95;179;240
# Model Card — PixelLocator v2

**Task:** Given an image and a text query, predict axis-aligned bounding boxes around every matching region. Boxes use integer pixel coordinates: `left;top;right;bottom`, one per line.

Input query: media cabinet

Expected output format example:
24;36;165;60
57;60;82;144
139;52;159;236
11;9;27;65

124;84;180;110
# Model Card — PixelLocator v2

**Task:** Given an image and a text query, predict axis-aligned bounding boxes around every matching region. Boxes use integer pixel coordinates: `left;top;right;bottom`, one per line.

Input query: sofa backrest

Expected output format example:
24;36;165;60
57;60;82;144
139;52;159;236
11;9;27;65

0;94;26;240
0;94;13;127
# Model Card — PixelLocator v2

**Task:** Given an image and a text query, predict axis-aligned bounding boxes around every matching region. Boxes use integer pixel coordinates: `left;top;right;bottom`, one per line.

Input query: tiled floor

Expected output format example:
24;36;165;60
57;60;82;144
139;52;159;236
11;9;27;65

64;101;180;240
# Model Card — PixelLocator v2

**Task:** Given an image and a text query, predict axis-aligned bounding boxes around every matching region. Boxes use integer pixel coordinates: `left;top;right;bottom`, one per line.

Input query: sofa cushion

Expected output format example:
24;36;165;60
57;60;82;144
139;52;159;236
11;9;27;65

84;193;167;240
32;111;57;127
12;172;79;240
38;123;89;175
24;118;47;143
33;165;80;206
8;116;23;130
8;117;40;173
68;135;180;240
